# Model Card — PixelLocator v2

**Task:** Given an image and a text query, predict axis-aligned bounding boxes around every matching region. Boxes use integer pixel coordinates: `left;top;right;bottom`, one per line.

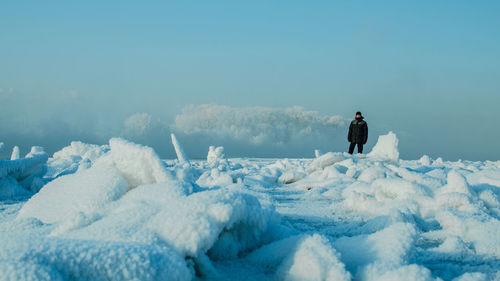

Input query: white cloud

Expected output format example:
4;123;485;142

123;113;154;137
173;104;345;145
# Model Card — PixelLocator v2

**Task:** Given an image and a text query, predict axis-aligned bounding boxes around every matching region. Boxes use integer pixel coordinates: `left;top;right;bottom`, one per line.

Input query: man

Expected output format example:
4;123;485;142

348;111;368;154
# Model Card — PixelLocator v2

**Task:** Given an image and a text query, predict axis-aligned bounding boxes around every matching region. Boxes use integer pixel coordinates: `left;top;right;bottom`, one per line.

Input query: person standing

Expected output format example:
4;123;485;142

348;111;368;154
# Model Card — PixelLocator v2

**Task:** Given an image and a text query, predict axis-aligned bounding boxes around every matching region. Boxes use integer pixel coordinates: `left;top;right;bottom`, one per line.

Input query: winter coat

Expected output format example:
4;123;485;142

348;117;368;144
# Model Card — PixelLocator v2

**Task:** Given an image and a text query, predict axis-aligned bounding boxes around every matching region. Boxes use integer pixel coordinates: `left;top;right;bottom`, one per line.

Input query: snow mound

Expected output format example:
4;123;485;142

368;131;399;161
196;145;232;187
335;222;418;278
207;146;229;170
18;138;175;223
9;141;287;279
18;162;128;224
56;183;278;259
102;138;173;189
46;141;109;178
52;141;108;163
277;234;351;281
3;137;500;280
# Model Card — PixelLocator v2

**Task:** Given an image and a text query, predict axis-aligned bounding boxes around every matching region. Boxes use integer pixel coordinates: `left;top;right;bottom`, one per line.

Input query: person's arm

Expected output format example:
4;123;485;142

363;122;368;144
348;123;353;142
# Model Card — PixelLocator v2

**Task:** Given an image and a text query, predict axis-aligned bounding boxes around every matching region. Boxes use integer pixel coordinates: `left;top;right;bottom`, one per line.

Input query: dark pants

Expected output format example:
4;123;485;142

348;142;363;154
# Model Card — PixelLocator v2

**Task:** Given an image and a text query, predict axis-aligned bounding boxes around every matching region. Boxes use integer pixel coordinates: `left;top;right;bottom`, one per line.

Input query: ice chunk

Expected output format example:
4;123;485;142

314;149;322;158
334;223;417;276
46;141;109;179
52;141;108;163
18;162;128;224
0;142;4;153
0;177;32;199
154;188;276;258
32;181;284;279
277;234;351;281
207;146;229;170
452;272;488;281
171;133;190;165
0;146;48;198
10;146;20;160
307;152;345;173
435;210;500;258
26;146;45;157
19;138;177;223
278;171;306;184
245;235;303;269
368;131;399;161
431;236;472;256
467;167;500;188
0;148;48;179
102;138;173;189
358;166;387;183
419;155;432;166
373;178;431;200
437;170;474;196
479;190;500;209
361;264;435;281
196;168;233;187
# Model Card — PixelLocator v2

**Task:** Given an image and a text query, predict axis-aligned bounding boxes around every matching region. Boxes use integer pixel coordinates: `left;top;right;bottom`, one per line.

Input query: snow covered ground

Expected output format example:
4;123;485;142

1;133;500;281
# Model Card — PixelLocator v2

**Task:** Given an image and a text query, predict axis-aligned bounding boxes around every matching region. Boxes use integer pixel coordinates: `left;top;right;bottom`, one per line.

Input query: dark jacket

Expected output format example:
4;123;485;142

348;117;368;144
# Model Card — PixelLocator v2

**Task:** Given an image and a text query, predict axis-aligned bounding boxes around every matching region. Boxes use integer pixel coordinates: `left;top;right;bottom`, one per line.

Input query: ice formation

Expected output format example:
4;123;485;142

0;145;48;199
368;131;399;161
2;132;500;280
10;146;20;160
171;133;190;165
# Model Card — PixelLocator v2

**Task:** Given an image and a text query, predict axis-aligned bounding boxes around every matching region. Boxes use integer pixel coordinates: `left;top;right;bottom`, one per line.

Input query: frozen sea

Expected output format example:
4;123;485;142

1;133;500;281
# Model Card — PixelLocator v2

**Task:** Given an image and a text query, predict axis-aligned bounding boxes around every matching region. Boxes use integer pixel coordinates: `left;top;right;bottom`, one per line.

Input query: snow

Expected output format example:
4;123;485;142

277;234;351;281
103;138;174;188
45;141;109;179
207;146;228;170
307;152;344;174
0;236;191;281
2;132;500;280
18;162;128;224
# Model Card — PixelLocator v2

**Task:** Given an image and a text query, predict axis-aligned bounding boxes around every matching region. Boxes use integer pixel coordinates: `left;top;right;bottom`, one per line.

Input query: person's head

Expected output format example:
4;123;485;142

355;111;362;119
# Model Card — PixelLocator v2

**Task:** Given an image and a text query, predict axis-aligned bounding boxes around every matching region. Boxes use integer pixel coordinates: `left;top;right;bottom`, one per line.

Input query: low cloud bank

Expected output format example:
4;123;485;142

173;104;345;145
1;104;347;159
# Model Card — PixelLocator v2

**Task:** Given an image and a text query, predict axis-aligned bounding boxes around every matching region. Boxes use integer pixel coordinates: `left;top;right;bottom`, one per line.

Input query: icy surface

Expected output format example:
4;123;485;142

0;145;48;199
2;134;500;280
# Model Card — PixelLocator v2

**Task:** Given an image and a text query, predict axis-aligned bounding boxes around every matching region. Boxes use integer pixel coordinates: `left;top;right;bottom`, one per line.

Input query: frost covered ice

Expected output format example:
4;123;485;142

1;132;500;280
0;145;48;199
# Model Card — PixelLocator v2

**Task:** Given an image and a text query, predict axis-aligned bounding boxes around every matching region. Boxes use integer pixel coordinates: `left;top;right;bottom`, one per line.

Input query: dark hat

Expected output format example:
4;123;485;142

356;111;362;116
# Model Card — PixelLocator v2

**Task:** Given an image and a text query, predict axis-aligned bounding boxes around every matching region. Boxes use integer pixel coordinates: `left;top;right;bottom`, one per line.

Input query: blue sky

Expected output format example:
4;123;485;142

1;1;499;160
